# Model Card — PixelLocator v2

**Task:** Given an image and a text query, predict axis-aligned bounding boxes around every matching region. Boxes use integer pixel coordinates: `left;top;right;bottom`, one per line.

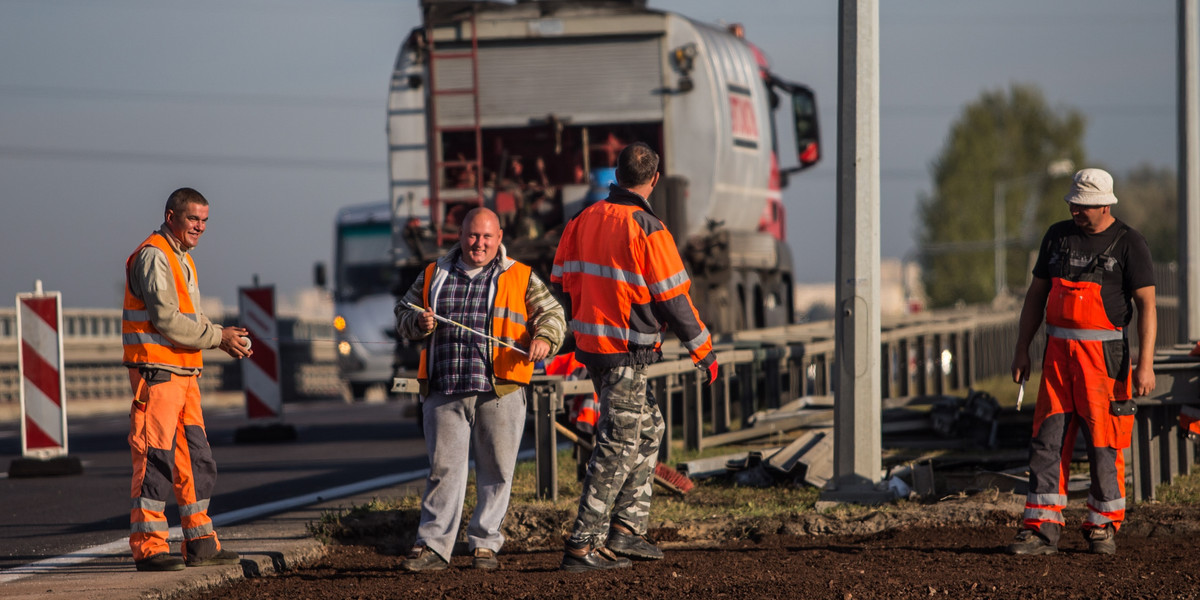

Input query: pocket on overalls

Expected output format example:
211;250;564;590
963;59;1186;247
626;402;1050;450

1108;412;1135;449
132;367;171;412
1047;280;1085;325
1102;339;1129;380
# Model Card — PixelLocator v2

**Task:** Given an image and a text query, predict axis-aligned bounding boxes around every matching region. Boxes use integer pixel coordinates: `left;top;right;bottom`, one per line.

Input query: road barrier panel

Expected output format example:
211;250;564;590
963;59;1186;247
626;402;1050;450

234;285;296;443
10;281;82;477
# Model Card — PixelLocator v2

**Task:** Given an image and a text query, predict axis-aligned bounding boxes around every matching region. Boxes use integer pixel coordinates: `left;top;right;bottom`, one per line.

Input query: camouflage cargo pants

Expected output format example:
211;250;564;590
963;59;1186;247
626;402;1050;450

568;364;665;546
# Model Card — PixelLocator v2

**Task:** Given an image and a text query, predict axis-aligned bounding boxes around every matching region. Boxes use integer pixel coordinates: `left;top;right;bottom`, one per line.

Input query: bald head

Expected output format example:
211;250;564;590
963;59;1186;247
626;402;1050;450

459;208;503;268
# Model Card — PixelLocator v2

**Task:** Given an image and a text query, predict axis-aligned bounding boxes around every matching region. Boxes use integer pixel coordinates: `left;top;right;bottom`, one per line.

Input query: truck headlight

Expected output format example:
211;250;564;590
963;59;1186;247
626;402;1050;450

333;315;347;332
338;341;352;356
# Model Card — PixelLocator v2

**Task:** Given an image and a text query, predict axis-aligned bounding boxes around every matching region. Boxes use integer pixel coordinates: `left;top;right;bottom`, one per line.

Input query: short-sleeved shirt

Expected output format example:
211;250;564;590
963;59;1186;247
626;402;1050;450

1031;218;1154;328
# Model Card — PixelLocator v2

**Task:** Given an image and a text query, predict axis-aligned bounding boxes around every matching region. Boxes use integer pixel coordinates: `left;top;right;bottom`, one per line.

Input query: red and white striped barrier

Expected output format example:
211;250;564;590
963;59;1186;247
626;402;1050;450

17;284;68;458
238;286;282;420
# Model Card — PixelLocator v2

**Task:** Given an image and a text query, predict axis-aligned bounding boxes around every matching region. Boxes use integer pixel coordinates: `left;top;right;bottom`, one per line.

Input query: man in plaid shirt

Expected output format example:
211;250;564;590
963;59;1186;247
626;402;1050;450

395;207;565;572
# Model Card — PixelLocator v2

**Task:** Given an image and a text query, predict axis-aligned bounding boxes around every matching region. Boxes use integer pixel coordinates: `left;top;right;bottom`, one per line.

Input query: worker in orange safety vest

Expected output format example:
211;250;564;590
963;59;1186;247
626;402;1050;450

1008;168;1156;557
123;188;253;571
552;141;717;572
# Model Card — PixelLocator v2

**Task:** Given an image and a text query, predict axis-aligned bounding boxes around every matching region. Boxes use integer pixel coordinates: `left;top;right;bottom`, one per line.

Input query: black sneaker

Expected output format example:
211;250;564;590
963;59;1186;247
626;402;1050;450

185;548;240;567
135;553;185;572
607;528;664;560
401;546;448;572
472;548;500;570
1007;529;1057;555
1085;525;1116;555
560;543;632;572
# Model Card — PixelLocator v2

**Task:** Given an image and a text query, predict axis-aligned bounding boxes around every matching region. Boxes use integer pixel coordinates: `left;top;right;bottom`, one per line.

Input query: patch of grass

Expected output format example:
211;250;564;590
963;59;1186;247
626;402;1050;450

1156;465;1200;504
969;371;1041;408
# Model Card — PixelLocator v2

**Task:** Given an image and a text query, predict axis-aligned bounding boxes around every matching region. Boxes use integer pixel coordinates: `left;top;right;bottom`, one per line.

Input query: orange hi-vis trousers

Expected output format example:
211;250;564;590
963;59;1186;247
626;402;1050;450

1023;276;1135;544
127;368;222;561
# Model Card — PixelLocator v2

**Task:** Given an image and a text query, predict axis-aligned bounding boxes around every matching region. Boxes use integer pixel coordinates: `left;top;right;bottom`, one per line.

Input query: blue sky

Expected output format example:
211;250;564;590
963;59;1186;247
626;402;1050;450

0;0;1178;310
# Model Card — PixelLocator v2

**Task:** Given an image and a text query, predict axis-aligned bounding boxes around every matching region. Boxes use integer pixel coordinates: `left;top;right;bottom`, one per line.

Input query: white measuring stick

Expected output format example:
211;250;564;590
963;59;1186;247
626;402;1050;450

406;302;529;356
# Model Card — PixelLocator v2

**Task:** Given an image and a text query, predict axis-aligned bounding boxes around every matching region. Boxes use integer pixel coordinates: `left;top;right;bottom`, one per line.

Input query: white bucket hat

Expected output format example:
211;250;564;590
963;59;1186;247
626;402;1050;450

1063;168;1118;206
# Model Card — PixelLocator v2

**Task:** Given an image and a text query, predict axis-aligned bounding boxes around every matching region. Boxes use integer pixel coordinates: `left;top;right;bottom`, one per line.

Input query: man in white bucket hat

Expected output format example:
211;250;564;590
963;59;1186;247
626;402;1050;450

1009;168;1157;556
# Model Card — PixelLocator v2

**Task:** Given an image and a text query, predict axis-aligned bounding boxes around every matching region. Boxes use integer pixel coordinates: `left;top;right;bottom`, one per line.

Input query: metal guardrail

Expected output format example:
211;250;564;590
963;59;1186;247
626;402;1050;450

395;307;1042;500
395;302;1196;502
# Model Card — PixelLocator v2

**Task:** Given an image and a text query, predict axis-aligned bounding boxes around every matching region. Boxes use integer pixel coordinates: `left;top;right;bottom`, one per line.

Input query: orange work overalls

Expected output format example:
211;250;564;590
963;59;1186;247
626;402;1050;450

1023;227;1135;543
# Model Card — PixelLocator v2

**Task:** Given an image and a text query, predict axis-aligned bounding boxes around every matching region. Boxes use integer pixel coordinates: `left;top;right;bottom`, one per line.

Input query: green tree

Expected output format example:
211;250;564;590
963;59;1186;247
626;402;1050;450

1115;164;1176;263
918;84;1086;307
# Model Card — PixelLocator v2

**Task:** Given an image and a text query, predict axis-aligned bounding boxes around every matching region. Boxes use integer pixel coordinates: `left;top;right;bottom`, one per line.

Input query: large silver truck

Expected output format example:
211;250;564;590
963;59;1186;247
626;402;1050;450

379;0;819;374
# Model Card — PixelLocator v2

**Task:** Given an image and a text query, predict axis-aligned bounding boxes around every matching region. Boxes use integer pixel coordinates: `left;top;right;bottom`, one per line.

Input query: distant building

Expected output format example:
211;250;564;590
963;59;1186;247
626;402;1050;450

794;258;926;322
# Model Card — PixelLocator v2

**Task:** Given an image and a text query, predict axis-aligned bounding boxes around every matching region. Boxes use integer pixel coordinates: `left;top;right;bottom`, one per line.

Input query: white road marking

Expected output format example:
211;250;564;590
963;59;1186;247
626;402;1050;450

0;447;546;584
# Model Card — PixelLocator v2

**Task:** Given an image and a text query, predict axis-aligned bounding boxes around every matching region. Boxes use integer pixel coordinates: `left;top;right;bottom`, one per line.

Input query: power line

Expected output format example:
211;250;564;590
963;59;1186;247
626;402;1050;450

0;145;382;171
0;84;381;110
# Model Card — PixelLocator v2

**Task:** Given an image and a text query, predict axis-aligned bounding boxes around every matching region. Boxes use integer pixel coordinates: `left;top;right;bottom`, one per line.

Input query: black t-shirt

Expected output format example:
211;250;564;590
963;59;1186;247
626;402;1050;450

1031;218;1154;328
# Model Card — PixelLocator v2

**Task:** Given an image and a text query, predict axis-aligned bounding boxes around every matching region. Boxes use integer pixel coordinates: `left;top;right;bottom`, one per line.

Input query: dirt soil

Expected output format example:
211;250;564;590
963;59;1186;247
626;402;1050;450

183;488;1200;600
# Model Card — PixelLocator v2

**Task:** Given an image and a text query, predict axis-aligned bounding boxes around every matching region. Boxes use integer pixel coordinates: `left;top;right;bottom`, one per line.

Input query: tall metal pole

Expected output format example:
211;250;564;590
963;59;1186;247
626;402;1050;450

1180;0;1200;343
994;182;1007;299
822;0;887;505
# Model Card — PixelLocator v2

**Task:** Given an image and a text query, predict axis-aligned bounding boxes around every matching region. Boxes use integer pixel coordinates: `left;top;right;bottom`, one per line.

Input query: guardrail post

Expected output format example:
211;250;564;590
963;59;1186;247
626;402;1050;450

532;379;560;501
764;349;781;409
713;364;730;434
880;341;894;400
683;370;702;452
653;376;671;462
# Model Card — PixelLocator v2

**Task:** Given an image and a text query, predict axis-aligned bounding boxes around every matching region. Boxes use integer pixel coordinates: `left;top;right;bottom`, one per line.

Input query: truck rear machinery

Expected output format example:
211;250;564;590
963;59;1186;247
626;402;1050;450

378;0;820;376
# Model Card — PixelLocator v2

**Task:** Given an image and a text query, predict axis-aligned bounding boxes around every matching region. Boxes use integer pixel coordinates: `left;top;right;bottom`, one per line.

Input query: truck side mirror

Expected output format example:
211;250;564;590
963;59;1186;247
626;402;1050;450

790;86;820;170
314;262;327;289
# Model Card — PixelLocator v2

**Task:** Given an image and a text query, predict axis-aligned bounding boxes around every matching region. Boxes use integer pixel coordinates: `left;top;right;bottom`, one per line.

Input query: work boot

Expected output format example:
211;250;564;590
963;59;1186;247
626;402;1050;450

1007;529;1057;555
135;553;185;572
472;548;500;570
560;540;632;572
607;525;664;560
401;546;448;572
1085;525;1117;555
185;548;240;567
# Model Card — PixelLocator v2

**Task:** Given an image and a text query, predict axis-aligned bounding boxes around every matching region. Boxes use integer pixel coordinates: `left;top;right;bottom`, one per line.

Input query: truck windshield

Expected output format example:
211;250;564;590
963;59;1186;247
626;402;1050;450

336;222;395;301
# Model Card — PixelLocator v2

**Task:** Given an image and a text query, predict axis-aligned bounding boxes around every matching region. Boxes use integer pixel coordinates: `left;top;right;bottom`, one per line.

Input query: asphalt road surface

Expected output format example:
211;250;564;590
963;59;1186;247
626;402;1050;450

0;398;436;571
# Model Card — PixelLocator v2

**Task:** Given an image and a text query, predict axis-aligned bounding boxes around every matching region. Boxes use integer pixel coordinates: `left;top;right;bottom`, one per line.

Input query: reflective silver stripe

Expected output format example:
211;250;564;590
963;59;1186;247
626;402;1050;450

1088;512;1115;525
571;321;660;345
560;260;647;288
1182;405;1200;419
1022;508;1063;522
123;332;174;347
123;310;197;322
131;497;167;512
495;307;527;327
647;269;690;297
551;264;564;278
1087;495;1125;513
179;499;211;517
1027;492;1067;506
184;523;214;540
682;328;711;352
131;520;170;533
1045;325;1123;342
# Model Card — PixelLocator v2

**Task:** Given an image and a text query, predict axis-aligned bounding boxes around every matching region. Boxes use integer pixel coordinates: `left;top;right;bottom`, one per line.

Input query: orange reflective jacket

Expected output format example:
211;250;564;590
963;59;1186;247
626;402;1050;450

122;233;203;369
552;186;713;371
417;258;536;385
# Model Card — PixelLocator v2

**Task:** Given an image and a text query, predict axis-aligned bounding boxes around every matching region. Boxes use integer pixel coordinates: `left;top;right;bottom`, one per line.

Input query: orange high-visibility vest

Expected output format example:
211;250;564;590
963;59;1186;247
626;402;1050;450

552;191;713;369
122;233;203;369
417;259;535;385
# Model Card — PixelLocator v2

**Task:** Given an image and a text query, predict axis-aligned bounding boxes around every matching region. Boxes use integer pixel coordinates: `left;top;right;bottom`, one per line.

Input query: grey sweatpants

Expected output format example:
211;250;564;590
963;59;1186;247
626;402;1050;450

416;388;526;561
